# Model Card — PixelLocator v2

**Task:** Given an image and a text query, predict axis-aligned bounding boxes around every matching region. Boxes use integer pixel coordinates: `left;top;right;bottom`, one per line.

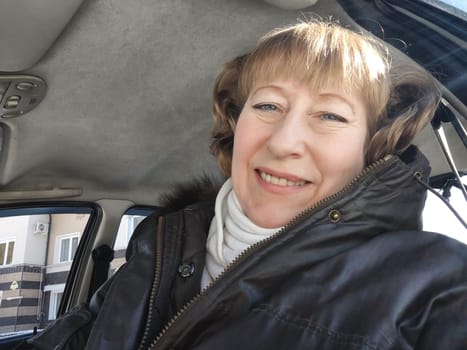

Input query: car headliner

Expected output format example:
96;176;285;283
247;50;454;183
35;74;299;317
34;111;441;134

0;0;465;206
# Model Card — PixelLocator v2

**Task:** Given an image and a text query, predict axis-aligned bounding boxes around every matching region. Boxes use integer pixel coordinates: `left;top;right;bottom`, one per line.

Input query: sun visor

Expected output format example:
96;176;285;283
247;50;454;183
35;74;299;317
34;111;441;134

0;0;84;72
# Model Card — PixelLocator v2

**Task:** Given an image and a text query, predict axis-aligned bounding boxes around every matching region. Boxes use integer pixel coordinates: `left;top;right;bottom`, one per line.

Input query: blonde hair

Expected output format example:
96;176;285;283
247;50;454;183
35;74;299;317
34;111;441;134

211;20;440;176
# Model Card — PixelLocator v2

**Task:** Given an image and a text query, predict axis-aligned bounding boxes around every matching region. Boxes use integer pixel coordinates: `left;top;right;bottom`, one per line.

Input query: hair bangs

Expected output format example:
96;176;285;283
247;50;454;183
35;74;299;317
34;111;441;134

238;22;391;118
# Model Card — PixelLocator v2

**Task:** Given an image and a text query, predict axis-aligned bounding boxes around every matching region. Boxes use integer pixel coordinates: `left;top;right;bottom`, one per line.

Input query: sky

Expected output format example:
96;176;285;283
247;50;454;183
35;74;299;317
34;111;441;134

421;0;467;20
439;0;467;12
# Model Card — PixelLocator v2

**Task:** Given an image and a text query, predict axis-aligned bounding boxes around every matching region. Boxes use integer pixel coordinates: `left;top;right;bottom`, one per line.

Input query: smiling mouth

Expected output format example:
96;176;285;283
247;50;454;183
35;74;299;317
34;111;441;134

258;170;309;187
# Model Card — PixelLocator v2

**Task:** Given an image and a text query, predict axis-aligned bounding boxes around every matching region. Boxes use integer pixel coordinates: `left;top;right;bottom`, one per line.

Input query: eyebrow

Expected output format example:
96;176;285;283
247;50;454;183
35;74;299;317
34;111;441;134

252;85;284;95
318;93;357;115
251;85;359;116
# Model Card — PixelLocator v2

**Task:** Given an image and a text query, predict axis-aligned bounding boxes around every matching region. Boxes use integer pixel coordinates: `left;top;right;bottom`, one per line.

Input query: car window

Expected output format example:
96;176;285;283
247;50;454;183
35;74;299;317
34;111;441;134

423;175;467;243
420;0;467;19
0;207;93;335
111;207;160;274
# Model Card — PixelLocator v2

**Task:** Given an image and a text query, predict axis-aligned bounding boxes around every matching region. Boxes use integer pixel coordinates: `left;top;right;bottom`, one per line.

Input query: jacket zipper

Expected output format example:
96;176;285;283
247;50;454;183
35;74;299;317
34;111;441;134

137;216;165;350
148;155;394;349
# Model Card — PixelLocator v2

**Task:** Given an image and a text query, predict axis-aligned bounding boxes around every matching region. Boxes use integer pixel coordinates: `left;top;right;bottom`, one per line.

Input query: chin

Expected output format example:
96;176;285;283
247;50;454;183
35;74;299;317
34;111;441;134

248;211;293;229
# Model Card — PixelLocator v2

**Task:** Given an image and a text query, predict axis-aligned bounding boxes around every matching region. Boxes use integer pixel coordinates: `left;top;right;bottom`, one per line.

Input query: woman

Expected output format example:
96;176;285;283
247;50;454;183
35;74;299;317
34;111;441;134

21;20;467;350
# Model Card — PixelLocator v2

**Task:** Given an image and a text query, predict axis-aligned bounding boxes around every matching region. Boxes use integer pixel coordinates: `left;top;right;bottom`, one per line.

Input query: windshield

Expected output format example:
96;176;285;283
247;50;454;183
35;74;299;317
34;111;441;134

420;0;467;20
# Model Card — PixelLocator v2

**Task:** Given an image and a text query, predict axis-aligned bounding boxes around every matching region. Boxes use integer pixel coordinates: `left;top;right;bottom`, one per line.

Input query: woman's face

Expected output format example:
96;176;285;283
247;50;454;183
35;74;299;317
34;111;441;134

231;79;368;228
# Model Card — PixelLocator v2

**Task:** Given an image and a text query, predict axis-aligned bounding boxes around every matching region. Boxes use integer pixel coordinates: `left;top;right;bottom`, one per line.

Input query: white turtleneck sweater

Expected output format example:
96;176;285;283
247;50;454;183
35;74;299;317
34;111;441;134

201;179;282;289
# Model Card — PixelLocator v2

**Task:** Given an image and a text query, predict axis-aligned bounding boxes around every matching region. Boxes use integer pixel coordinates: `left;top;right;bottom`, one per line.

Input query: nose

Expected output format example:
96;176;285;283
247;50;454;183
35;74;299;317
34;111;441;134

267;111;306;158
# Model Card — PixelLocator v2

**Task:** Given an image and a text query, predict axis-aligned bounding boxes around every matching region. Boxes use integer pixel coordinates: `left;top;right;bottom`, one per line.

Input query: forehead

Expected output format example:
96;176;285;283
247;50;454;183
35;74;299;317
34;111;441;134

243;53;361;100
251;78;347;95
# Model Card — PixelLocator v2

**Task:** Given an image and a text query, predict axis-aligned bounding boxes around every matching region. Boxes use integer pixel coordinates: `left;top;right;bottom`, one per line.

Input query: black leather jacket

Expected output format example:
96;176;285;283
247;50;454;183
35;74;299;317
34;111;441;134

23;147;467;349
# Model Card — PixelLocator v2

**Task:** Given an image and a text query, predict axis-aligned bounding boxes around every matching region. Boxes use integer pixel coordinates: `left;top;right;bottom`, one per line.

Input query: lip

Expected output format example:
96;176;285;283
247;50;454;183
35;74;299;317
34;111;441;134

256;167;309;182
254;167;311;194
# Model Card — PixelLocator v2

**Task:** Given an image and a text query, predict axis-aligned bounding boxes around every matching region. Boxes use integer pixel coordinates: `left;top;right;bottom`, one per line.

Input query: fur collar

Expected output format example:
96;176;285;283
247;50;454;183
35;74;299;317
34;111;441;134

158;174;224;213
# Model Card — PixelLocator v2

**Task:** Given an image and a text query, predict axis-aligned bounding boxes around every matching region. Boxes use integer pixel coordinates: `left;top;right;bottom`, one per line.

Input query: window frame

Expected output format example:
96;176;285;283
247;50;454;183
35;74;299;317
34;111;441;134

49;291;63;321
0;239;15;266
0;202;101;329
56;233;80;263
44;283;65;321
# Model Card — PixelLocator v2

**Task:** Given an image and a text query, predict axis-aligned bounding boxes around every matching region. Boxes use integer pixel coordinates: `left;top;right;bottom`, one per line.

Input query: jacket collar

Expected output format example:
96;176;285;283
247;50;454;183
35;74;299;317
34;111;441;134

284;145;431;236
159;145;429;233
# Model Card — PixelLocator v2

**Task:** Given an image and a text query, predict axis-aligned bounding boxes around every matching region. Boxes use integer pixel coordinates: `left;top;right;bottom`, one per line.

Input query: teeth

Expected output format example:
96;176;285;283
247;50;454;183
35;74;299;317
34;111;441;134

259;171;306;187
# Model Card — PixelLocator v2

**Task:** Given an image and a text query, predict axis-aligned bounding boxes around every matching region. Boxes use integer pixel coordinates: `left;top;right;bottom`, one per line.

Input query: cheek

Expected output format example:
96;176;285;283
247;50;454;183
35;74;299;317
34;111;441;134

231;113;267;168
320;136;366;181
231;114;255;183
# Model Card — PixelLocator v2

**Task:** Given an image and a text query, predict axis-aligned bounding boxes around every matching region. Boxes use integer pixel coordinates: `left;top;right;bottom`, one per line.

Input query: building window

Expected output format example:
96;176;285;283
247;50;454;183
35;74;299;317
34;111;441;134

57;235;79;263
0;240;15;266
49;290;63;320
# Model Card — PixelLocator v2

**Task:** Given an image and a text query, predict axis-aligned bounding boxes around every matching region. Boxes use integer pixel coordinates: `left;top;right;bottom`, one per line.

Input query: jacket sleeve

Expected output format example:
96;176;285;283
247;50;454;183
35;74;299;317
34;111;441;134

17;304;94;350
13;268;121;350
414;284;467;349
15;213;160;350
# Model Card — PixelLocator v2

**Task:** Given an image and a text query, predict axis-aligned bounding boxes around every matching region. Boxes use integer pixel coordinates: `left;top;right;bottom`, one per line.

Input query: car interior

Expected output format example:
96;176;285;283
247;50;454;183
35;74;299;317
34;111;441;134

0;0;465;347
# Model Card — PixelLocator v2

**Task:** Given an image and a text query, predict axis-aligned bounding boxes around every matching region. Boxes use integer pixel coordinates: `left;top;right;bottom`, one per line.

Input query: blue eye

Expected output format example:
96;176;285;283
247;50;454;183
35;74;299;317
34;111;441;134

320;113;346;122
254;104;278;112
